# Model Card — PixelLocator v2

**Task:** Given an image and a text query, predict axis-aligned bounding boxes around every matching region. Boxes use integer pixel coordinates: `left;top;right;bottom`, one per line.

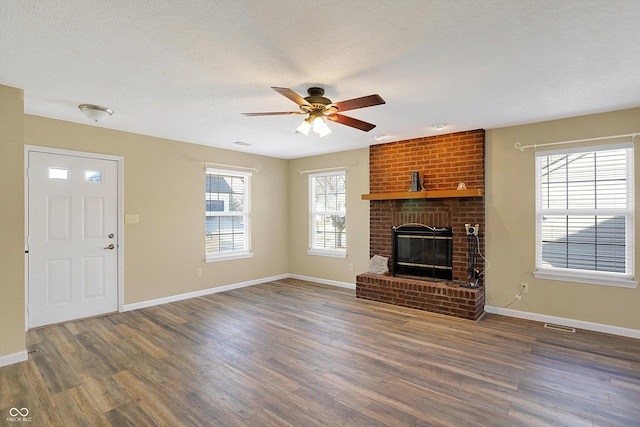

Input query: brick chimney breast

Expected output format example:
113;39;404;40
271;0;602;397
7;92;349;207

360;130;486;320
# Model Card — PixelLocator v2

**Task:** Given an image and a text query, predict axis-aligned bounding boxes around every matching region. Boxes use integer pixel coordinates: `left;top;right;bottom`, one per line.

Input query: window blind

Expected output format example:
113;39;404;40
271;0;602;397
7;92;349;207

535;144;633;278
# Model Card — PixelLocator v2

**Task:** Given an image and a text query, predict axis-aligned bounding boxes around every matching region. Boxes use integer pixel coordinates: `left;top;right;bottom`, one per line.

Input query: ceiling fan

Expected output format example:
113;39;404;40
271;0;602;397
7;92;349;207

242;87;385;137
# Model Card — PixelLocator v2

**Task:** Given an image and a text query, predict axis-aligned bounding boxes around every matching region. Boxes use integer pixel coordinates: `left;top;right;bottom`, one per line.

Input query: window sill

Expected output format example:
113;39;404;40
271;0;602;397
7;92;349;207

206;251;253;263
307;248;347;259
533;269;637;288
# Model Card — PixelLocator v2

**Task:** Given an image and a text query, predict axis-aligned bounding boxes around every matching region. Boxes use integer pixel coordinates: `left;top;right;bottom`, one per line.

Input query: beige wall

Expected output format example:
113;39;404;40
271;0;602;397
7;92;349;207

486;107;640;330
0;85;25;358
23;115;290;304
288;149;370;283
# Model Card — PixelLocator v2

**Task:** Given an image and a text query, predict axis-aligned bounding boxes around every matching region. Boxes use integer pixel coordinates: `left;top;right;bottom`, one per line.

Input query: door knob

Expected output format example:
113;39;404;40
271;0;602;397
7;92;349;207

104;244;115;250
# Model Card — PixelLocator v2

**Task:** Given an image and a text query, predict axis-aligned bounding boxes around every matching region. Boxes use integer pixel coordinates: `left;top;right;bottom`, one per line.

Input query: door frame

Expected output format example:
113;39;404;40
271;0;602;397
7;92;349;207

24;145;125;330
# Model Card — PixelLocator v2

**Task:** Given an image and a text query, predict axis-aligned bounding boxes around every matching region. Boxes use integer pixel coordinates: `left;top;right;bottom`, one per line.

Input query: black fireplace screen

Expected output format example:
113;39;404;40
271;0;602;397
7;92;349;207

392;224;453;280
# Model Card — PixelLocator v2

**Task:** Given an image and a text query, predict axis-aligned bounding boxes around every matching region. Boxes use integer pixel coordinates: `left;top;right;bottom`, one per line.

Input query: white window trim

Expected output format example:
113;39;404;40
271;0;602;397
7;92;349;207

533;268;637;288
205;168;252;263
206;250;253;263
534;142;636;288
308;171;347;258
307;248;348;258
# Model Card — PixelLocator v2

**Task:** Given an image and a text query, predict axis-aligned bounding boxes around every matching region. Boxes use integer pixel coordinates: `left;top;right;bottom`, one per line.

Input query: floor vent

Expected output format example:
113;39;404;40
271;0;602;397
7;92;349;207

544;323;576;333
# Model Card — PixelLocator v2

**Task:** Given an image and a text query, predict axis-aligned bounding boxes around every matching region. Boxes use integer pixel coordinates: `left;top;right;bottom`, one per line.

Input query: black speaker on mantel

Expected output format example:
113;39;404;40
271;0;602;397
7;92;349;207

410;171;422;192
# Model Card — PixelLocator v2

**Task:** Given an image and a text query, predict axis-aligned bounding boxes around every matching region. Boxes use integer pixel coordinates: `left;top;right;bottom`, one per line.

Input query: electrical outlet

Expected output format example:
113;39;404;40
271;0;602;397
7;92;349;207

465;223;479;236
520;282;529;294
196;268;202;277
349;263;354;271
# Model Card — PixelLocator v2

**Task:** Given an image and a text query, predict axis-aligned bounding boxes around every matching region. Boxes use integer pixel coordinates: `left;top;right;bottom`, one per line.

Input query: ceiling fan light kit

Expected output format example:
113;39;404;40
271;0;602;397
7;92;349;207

311;116;332;137
295;112;332;137
243;86;385;136
295;118;312;135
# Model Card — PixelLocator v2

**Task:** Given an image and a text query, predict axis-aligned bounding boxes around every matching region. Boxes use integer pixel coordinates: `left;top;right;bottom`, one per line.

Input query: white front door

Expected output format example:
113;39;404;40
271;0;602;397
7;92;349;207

28;150;119;327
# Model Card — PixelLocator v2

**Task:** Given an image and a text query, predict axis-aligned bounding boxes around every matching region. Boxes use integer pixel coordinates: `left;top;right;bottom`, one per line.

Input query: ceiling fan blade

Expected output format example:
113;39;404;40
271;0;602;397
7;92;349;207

334;94;385;112
327;114;377;132
271;87;311;108
242;111;302;116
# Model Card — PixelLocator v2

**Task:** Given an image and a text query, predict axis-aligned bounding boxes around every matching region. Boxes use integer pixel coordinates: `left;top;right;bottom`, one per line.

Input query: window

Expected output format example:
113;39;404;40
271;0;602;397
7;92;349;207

84;170;102;182
48;167;68;180
534;143;635;287
308;171;347;258
205;168;252;262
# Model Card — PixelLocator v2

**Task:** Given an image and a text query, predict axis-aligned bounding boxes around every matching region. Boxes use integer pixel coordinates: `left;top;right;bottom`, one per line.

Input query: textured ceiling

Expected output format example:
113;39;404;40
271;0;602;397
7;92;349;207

2;0;640;159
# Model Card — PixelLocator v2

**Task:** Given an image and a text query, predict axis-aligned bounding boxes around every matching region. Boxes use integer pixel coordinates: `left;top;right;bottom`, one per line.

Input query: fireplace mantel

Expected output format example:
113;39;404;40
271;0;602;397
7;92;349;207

361;188;483;201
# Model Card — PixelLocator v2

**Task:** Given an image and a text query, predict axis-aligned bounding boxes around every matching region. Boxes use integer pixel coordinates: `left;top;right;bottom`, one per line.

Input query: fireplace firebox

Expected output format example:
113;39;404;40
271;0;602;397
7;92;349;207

392;224;453;280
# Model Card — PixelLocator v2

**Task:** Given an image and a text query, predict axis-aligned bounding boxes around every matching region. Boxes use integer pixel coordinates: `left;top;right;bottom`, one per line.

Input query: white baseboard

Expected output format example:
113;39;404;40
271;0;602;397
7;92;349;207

123;274;289;312
0;350;28;368
287;274;356;290
485;305;640;339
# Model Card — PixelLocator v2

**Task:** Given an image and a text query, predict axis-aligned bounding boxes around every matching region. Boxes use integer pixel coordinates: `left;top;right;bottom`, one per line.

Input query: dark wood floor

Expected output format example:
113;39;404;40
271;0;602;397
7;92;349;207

1;278;639;426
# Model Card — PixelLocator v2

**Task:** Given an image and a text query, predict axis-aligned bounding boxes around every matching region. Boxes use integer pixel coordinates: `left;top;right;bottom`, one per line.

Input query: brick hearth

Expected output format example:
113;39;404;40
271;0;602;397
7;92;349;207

358;129;486;319
356;273;485;320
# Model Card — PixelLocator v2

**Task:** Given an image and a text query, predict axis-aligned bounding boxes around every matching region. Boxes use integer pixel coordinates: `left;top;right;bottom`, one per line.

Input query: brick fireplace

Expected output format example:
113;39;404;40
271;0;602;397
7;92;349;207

356;130;486;320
